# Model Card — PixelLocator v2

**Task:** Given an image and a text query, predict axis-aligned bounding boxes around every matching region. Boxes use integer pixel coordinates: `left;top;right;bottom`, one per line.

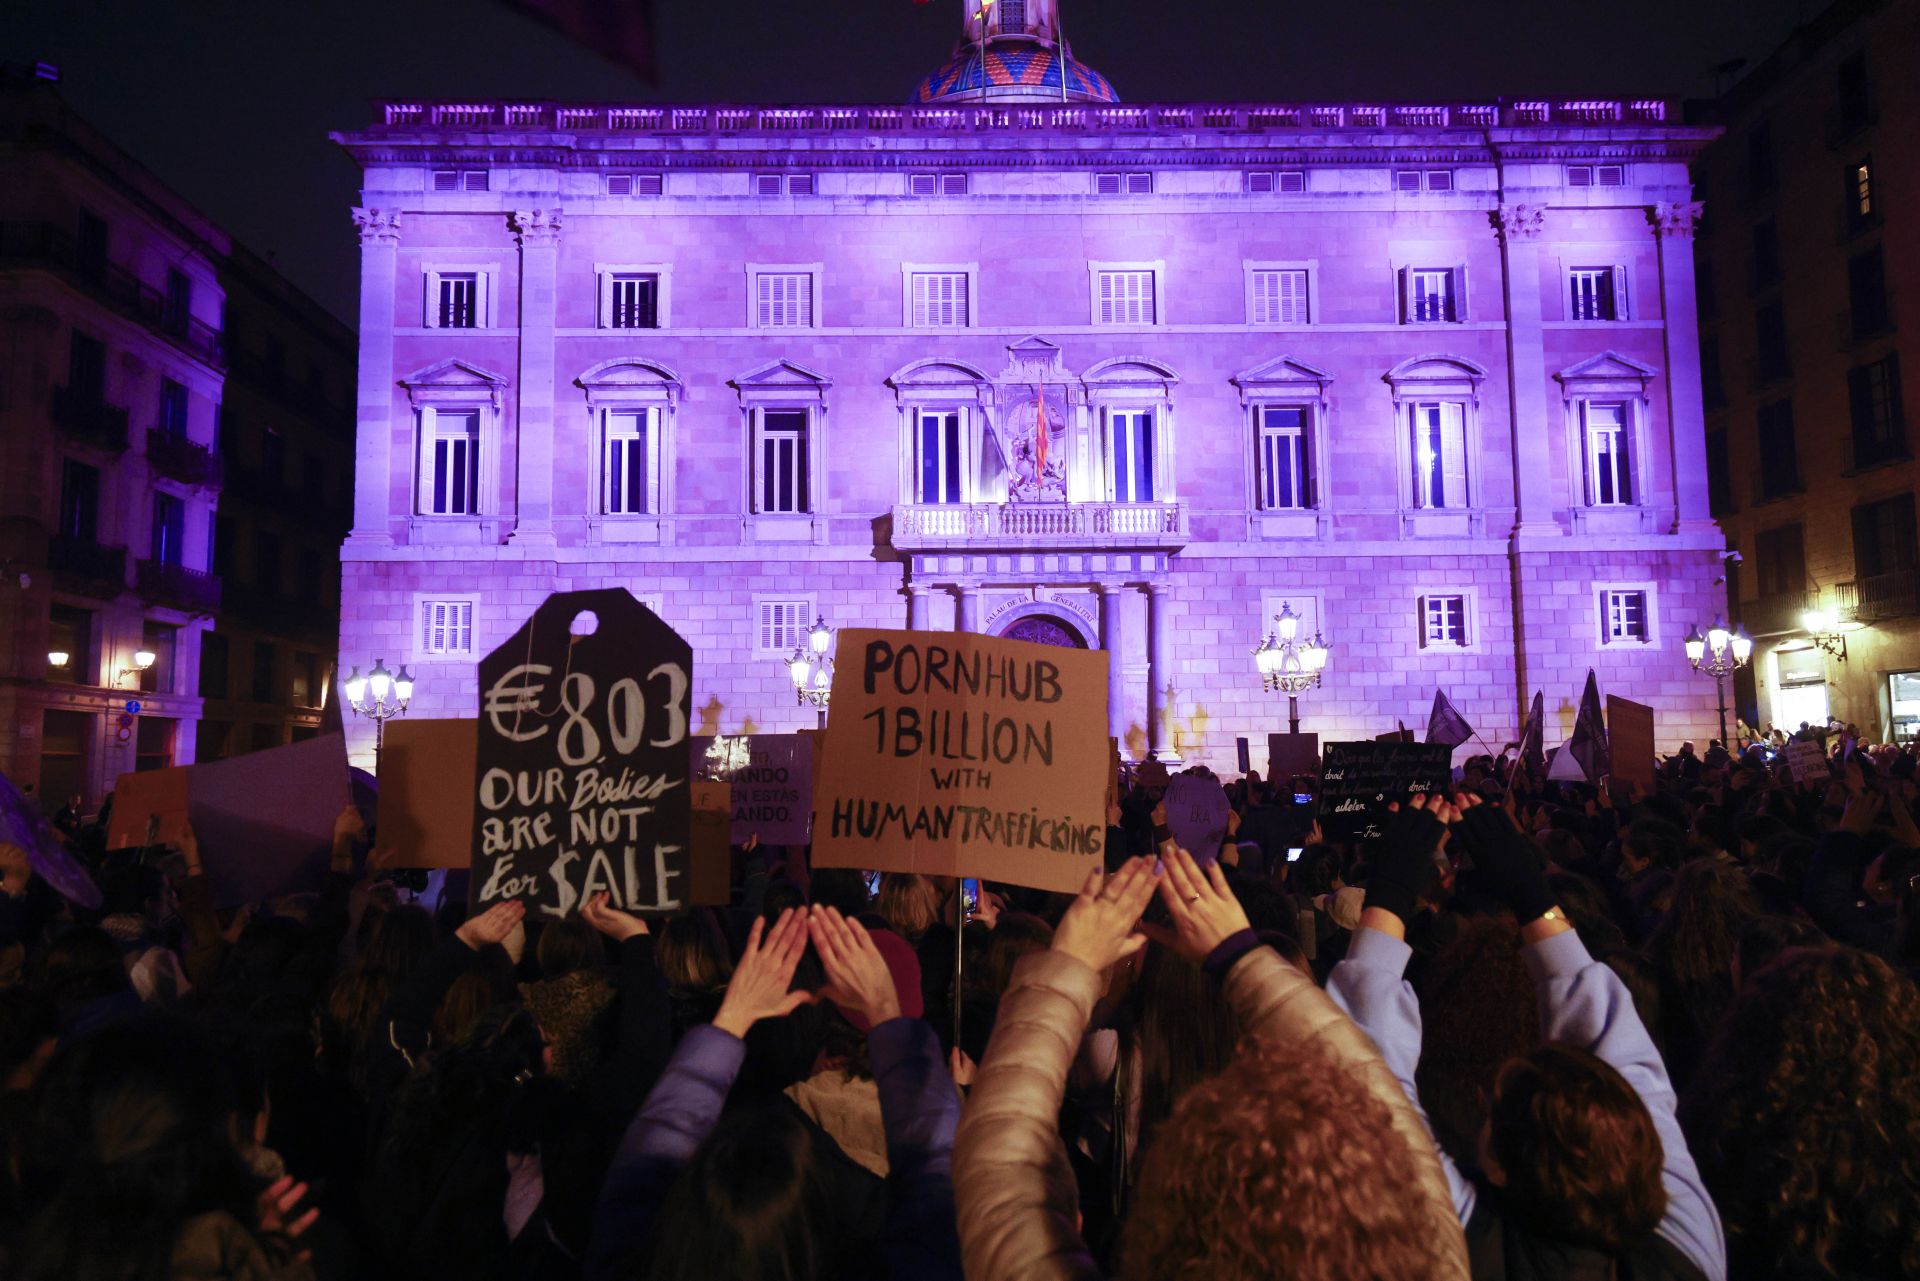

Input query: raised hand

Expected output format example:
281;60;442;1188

1051;857;1160;973
257;1175;319;1257
1361;794;1454;927
456;898;526;950
581;890;648;940
713;908;813;1038
1455;796;1556;924
1142;845;1251;963
808;905;900;1028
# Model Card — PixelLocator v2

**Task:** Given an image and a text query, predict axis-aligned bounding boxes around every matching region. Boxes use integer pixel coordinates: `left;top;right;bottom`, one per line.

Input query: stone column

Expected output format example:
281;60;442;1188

907;584;929;630
1650;202;1715;532
347;208;400;547
956;587;980;633
1098;583;1127;744
509;209;562;549
1146;583;1172;760
1494;203;1556;538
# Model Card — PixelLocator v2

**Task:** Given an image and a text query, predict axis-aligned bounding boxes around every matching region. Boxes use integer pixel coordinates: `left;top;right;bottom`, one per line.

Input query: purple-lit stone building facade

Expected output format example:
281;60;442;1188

331;81;1727;771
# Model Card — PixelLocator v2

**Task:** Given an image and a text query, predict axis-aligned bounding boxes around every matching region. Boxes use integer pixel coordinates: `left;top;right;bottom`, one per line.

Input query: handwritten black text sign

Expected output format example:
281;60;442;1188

471;588;693;916
810;628;1109;894
1317;741;1453;845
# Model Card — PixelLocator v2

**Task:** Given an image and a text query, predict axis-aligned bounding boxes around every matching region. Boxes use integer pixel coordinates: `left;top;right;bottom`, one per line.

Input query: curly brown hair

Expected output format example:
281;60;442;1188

1120;1035;1441;1281
1682;945;1920;1280
1487;1042;1666;1253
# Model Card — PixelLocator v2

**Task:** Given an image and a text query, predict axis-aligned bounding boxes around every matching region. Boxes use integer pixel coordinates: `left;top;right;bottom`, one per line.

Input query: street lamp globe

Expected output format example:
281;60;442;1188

343;666;368;707
1683;626;1706;667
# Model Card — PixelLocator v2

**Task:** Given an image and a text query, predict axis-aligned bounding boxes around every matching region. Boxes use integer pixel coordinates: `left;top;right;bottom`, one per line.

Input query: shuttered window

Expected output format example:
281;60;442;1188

755;273;813;328
1250;269;1309;325
1410;401;1469;509
420;600;475;656
1095;270;1156;325
910;272;969;327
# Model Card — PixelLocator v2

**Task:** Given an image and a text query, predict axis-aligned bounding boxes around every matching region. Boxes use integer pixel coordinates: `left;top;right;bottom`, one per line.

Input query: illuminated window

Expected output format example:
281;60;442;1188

1421;594;1469;647
602;409;658;515
916;408;967;503
1408;401;1468;509
1580;401;1634;505
1107;409;1155;502
418;409;480;515
1255;405;1312;509
1403;268;1459;324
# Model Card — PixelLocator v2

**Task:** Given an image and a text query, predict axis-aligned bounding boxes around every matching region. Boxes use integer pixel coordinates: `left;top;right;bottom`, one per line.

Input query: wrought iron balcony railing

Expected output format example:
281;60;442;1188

47;537;128;598
0;222;226;367
146;429;222;487
136;560;223;614
1838;570;1920;623
50;384;131;451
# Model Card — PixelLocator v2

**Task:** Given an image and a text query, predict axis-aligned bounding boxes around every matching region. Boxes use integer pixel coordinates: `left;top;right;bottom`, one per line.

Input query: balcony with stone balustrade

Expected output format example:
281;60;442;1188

890;501;1186;553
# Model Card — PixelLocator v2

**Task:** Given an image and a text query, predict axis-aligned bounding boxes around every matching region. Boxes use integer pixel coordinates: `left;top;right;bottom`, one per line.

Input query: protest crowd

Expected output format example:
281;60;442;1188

2;702;1918;1281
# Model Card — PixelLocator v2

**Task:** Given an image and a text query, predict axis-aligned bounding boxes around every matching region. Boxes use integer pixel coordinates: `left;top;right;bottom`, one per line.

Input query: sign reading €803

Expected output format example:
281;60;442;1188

470;588;693;916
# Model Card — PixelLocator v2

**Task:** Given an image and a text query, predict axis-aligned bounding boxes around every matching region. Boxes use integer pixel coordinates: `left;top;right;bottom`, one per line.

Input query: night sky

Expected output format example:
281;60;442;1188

16;0;1815;324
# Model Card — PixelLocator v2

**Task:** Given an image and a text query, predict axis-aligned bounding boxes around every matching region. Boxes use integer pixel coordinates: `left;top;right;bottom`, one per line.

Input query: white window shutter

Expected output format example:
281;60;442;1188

1397;267;1411;323
1095;173;1121;195
1612;265;1630;320
1441;402;1469;504
757;274;773;327
941;173;968;195
1450;265;1468;322
1280;269;1306;323
909;173;936;196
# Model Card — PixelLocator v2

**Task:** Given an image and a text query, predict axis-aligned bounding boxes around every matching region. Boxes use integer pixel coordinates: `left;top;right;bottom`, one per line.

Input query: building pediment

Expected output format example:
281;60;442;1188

730;358;832;404
886;357;993;388
1383;353;1488;386
1231;356;1334;389
999;336;1069;384
1554;350;1658;386
399;357;507;408
1081;356;1180;397
577;357;684;406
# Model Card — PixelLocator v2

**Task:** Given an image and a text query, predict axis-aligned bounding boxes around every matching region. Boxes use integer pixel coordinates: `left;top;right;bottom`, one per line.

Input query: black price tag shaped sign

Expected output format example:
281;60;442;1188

471;588;692;917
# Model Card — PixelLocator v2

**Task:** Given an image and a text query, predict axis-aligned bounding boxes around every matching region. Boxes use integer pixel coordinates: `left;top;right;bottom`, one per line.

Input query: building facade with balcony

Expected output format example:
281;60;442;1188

0;72;352;810
332;0;1726;768
1696;0;1920;741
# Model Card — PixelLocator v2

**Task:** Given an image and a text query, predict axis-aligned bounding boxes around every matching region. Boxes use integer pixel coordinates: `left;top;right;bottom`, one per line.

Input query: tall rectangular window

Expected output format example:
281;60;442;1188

1746;122;1776;197
1405;269;1456;323
1581;402;1633;505
252;641;277;704
49;604;93;682
1846;157;1875;232
60;460;100;543
141;623;178;695
608;274;659;329
1568;267;1623;320
1756;524;1807;598
1706;429;1734;514
198;632;229;699
422;410;480;515
910;272;969;327
158;379;188;438
253;530;283;595
75;209;107;282
163;270;192;334
1751;221;1781;288
1095;270;1156;325
68;332;106;399
1848;247;1890;339
1757;400;1800;498
1602;589;1650;643
150;493;185;566
437;272;479;328
420;600;476;657
1837;52;1874;136
757;410;810;513
602;409;656;514
1701;334;1726;410
291;653;320;708
1852;494;1918;579
1755;303;1791;382
1421;594;1468;647
1109;409;1155;502
1849;355;1906;467
917;409;965;503
1250;269;1309;325
1409;402;1468;509
1256;405;1312;509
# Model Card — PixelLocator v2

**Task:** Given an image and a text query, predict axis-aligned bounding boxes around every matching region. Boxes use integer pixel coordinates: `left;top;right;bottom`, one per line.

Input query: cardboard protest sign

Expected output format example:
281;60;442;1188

688;734;812;844
1267;733;1320;782
107;765;192;852
1165;773;1231;861
1784;740;1830;782
471;588;695;918
187;734;350;908
1606;697;1657;792
811;628;1108;894
1235;737;1251;775
109;735;351;908
1317;741;1452;844
376;718;479;869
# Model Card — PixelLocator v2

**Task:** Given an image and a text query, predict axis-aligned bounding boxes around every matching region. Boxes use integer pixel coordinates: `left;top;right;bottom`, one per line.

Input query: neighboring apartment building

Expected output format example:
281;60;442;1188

331;0;1726;770
1696;0;1919;741
200;244;355;761
0;70;352;810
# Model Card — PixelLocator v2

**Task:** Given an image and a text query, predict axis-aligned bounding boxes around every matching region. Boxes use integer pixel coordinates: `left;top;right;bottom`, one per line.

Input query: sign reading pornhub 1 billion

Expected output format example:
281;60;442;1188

811;628;1109;894
470;588;692;916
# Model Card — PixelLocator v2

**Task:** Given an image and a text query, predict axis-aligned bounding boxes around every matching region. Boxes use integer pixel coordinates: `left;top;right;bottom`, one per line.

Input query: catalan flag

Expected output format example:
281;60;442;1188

1033;384;1049;475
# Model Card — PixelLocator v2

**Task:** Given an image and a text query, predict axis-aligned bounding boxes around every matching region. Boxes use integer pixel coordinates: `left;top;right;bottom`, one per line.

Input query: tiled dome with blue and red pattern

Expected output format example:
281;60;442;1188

913;44;1119;103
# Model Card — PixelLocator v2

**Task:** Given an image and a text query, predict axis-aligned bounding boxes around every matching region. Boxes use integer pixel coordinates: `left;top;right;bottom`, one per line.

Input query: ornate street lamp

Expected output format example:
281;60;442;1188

342;657;414;768
1252;601;1331;734
786;614;835;729
117;648;156;687
1683;618;1752;744
1800;607;1849;662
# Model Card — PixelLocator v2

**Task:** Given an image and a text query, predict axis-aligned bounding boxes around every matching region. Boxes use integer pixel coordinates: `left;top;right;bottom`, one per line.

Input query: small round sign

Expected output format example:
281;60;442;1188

125;700;142;715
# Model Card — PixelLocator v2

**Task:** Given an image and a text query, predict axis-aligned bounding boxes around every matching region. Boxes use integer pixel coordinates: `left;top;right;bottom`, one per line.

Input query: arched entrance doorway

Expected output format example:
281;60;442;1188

994;608;1090;649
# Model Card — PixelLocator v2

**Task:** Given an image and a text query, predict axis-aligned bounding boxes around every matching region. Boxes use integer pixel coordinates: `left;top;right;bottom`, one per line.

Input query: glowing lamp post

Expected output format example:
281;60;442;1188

1683;619;1751;745
786;614;835;729
1801;607;1849;662
1252;601;1331;734
342;658;414;769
